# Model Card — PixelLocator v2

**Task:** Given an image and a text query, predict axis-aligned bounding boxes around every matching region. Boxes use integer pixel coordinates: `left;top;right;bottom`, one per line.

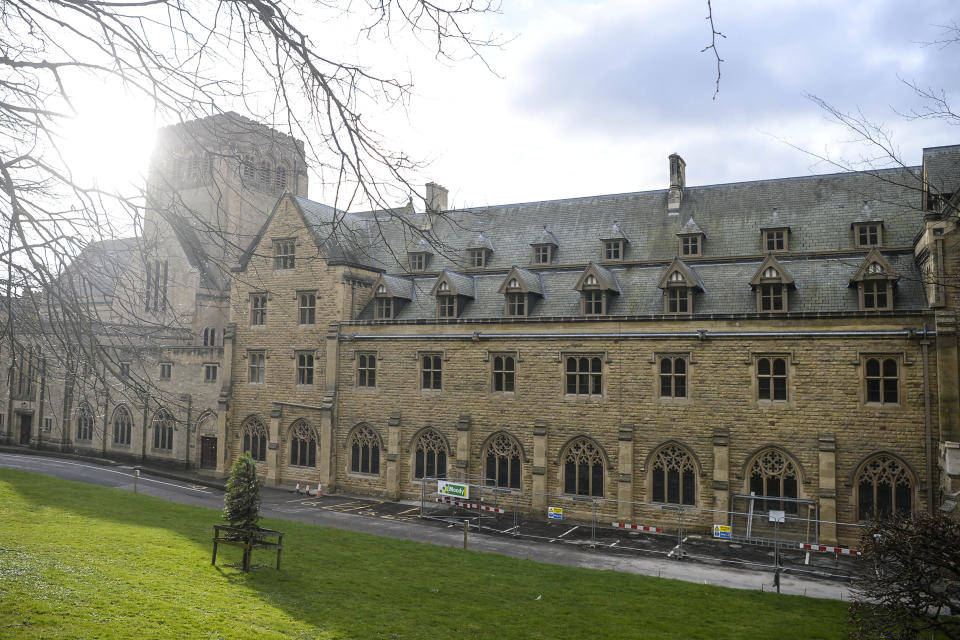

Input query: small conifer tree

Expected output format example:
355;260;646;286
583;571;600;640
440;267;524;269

223;452;262;530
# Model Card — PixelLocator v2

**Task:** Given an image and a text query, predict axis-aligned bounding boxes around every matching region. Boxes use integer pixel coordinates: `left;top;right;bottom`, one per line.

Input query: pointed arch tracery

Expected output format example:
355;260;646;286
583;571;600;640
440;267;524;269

649;442;698;506
560;436;606;497
746;447;800;514
241;414;268;462
411;427;448;480
348;423;382;475
288;419;317;468
854;453;915;520
482;431;522;490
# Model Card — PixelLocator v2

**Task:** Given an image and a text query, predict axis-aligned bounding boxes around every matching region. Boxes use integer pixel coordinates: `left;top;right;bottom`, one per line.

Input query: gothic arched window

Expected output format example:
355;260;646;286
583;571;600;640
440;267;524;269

856;454;913;520
413;428;447;480
76;404;94;441
562;438;604;497
289;421;317;467
152;409;175;451
651;444;696;506
242;416;267;462
484;433;522;489
748;448;798;514
112;406;132;446
350;424;381;475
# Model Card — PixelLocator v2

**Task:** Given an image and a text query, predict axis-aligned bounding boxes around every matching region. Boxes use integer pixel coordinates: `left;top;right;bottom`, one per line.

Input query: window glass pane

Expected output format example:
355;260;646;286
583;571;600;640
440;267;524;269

867;379;881;402
674;358;686;374
866;358;879;377
773;378;787;401
749;474;763;496
425;450;435;478
682;470;696;505
660;358;672;375
415;450;424;479
591;462;603;497
773;358;786;376
660;375;672;397
653;470;665;503
883;359;897;377
675;376;686;398
486;455;496;486
895;484;911;515
877;481;893;517
564;461;576;494
498;457;508;488
758;377;770;400
504;371;514;392
435;451;445;478
859;481;874;520
510;456;521;489
577;462;589;495
361;444;370;473
667;469;680;504
758;358;770;376
883;380;898;404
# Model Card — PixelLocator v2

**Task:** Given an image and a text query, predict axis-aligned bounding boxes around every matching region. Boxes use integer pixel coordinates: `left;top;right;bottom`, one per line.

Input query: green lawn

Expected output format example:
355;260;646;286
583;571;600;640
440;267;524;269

0;469;849;639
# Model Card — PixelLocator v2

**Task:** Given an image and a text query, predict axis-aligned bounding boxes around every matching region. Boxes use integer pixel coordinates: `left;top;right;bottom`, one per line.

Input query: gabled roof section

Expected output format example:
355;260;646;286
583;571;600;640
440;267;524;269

497;266;544;295
237;194;378;272
467;232;494;252
574;262;621;293
657;258;706;291
760;208;789;231
599;223;629;242
407;237;434;255
677;215;705;237
429;270;476;298
749;255;795;287
850;249;899;285
373;273;414;300
531;226;559;246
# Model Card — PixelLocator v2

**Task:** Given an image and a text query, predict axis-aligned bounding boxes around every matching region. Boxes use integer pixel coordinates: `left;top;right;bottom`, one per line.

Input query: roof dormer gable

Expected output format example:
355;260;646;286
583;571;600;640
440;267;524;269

373;273;414;300
657;258;705;292
430;270;476;299
574;262;620;293
531;226;559;247
497;266;543;296
850;249;899;285
749;255;795;288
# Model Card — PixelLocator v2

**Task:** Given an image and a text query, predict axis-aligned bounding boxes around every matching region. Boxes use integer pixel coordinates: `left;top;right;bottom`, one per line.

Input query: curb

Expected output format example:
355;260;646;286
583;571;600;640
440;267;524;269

0;445;119;467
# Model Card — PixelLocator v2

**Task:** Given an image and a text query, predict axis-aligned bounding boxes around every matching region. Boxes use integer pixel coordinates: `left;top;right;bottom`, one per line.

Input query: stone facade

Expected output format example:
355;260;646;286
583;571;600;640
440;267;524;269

3;113;959;550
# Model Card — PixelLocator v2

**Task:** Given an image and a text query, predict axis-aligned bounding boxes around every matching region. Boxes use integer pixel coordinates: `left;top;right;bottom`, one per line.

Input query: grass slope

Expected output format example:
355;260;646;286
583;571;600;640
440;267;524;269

0;469;848;639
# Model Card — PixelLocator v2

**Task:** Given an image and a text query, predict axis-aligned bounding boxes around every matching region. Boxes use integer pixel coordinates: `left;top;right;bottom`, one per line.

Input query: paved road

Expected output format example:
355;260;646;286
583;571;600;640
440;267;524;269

0;452;857;601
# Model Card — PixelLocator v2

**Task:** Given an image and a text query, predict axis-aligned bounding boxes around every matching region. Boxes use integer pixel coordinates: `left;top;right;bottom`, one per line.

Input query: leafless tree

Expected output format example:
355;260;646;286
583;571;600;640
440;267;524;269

849;512;960;639
0;1;500;440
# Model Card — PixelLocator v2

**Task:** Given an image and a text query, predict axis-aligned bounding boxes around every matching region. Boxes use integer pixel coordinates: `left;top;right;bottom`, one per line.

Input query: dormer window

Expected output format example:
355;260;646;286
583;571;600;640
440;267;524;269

409;252;428;272
854;222;883;248
533;244;553;265
575;263;619;317
468;249;488;268
763;228;789;252
603;240;624;261
850;250;898;311
430;270;475;320
658;259;704;315
436;281;456;317
600;224;629;263
680;235;700;257
531;226;559;265
750;255;795;313
498;267;542;319
372;276;414;320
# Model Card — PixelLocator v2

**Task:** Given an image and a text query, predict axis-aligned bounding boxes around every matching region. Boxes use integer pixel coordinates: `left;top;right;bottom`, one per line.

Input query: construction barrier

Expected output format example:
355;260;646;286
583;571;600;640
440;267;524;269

799;543;860;556
435;496;505;514
611;522;663;533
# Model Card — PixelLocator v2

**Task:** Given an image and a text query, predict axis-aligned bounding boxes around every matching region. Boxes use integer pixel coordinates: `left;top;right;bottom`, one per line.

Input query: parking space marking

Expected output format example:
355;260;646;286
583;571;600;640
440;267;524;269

397;507;420;516
549;526;579;543
329;501;385;513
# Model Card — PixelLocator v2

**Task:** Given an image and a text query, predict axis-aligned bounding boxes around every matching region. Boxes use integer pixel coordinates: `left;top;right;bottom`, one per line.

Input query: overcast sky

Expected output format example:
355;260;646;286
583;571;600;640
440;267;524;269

381;0;960;209
67;0;960;213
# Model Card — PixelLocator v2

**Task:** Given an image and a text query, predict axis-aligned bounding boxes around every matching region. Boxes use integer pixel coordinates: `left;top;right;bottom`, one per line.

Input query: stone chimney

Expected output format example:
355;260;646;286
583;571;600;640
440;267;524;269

425;182;448;213
668;153;686;213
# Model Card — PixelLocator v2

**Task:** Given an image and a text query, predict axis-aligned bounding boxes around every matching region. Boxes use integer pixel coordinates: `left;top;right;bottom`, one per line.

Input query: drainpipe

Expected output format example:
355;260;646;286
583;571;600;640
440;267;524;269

184;394;193;469
921;324;935;514
141;397;148;462
37;356;45;450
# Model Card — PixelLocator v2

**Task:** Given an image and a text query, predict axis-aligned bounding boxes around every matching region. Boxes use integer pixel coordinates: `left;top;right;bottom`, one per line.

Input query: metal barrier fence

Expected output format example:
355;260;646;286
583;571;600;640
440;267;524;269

418;476;867;580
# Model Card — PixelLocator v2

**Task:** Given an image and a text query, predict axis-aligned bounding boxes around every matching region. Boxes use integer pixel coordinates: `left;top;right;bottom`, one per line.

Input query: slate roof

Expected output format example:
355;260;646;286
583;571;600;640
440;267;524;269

281;151;959;320
63;237;142;303
924;144;960;197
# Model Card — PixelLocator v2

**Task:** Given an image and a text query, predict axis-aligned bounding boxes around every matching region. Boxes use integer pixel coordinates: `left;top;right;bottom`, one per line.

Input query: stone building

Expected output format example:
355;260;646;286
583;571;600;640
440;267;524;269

3;112;959;547
0;113;307;470
218;141;960;546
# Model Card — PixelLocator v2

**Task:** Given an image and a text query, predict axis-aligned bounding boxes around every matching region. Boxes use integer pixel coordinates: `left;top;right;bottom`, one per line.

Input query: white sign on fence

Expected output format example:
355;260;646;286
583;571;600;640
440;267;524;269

768;510;786;523
437;480;469;499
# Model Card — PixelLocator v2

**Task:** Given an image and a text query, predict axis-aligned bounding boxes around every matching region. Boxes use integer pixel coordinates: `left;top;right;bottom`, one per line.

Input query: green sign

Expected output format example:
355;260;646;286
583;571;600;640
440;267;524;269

438;480;469;499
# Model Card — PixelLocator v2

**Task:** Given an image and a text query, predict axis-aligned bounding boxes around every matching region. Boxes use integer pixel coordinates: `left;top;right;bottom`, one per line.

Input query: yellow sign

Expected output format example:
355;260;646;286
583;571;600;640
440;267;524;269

713;524;732;539
548;506;563;520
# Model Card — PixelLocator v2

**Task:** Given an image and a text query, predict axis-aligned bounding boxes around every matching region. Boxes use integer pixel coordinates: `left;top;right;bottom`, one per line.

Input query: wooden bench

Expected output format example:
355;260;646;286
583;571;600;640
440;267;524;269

212;524;284;573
